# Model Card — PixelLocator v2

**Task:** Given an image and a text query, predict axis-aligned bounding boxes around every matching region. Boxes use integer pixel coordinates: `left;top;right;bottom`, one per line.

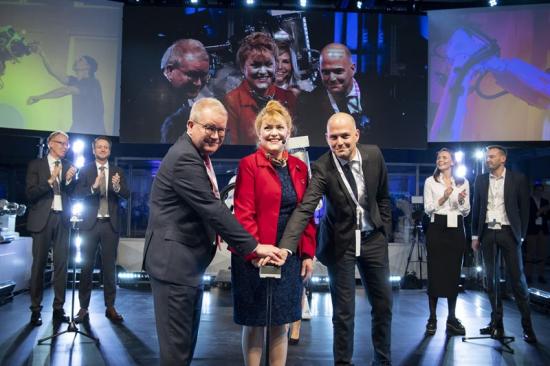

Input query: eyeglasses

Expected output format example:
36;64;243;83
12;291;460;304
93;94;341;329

192;120;229;136
51;140;70;148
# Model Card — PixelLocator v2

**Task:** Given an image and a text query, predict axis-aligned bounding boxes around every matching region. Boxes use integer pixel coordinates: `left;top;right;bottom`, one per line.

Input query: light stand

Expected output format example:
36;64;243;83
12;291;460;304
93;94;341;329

402;215;426;289
462;231;514;353
38;210;99;346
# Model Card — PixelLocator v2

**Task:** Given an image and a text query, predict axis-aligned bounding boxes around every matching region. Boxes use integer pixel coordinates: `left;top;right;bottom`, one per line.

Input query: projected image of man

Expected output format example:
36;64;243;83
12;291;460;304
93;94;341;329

159;39;212;144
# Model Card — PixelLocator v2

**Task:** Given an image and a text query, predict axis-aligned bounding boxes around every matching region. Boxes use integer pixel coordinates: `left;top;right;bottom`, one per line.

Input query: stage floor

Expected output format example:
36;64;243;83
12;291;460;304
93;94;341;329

0;285;549;366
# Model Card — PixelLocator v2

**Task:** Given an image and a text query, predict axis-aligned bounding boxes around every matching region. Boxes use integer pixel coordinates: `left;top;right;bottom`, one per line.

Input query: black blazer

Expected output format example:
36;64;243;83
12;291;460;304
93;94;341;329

280;144;392;266
74;162;130;232
471;170;530;244
527;196;549;235
143;134;257;286
25;157;76;232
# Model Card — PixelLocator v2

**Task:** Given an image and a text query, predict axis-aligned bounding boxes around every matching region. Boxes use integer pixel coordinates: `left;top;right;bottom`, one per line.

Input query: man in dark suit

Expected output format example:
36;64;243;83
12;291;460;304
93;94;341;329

25;131;77;326
295;43;382;148
159;38;211;144
74;136;130;324
280;112;393;365
525;183;549;284
143;97;285;366
471;145;537;343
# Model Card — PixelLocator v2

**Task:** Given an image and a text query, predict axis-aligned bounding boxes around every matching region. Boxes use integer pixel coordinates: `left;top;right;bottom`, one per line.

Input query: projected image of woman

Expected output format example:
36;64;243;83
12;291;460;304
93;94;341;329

274;41;301;97
224;32;296;145
27;48;104;135
423;148;470;336
231;100;316;366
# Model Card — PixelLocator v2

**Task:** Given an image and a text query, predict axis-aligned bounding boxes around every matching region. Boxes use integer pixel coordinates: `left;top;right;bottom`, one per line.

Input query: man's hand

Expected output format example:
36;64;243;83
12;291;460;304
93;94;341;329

92;169;106;190
65;166;77;182
301;258;314;282
471;238;480;252
254;244;286;266
112;172;121;192
48;164;62;185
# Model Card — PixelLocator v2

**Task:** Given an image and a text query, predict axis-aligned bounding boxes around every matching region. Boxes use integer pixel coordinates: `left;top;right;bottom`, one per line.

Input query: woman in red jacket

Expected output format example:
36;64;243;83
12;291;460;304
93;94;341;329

224;32;296;145
232;100;316;366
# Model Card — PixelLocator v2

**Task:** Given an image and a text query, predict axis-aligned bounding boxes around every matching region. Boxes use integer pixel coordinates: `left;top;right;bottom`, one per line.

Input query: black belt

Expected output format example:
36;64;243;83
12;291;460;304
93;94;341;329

50;210;62;214
361;228;381;241
97;217;110;222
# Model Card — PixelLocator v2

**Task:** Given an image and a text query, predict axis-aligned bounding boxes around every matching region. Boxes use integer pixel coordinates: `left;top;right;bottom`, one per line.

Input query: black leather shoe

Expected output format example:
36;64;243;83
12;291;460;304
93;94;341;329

480;324;492;335
523;329;538;344
74;309;89;324
425;318;437;336
52;309;70;323
30;311;42;326
446;317;466;336
105;307;124;323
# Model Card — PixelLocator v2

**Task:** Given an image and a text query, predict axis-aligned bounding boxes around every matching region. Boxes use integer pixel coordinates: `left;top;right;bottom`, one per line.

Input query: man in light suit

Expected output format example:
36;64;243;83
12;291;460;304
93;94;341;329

74;136;130;324
280;113;393;365
25;131;77;326
143;98;285;366
471;145;537;343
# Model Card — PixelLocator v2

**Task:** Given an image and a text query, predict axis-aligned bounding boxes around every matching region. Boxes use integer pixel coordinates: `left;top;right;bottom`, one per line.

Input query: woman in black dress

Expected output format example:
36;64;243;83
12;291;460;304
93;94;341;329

423;148;470;336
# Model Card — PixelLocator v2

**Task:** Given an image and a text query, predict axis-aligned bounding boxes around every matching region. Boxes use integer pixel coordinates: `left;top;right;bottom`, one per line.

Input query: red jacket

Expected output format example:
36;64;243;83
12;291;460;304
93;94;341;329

224;81;297;145
233;149;316;260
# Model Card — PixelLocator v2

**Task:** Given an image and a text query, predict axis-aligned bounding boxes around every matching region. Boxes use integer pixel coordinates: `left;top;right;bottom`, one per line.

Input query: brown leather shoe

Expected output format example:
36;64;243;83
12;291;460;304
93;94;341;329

105;307;123;323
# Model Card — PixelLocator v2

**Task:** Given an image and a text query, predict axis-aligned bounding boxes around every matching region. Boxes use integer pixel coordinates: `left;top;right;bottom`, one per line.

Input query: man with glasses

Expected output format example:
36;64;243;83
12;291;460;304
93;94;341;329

160;38;212;144
25;131;77;326
144;98;285;365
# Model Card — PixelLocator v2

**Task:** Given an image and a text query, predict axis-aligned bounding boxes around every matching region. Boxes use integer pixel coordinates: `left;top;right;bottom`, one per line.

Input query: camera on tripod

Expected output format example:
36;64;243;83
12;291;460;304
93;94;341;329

401;196;427;289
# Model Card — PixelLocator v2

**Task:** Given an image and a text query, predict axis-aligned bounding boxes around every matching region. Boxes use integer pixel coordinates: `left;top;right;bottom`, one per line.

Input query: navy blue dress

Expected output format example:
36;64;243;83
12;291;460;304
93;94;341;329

232;165;303;326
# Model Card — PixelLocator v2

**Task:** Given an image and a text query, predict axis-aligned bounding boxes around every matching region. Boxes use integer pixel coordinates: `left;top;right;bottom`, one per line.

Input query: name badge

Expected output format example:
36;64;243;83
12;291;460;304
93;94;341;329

355;230;361;257
447;213;458;228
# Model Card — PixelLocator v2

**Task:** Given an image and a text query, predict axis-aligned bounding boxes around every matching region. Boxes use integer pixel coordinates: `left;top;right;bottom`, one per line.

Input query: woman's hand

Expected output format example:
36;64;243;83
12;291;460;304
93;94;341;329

301;258;314;283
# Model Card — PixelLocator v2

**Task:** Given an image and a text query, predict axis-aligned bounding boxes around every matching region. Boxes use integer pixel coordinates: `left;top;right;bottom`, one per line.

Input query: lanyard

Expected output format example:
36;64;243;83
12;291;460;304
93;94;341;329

331;151;363;229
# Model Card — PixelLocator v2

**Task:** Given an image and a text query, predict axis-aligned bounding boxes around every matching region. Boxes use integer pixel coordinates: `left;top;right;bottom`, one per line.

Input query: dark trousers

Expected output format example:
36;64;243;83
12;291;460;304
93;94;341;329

481;226;532;329
327;232;393;366
29;211;69;312
150;276;204;366
79;219;119;309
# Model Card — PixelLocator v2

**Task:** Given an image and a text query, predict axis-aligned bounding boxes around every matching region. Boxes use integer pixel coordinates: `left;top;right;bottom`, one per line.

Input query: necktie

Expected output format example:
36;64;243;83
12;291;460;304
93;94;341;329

336;97;350;114
98;165;109;217
52;160;61;195
342;162;358;200
203;156;220;199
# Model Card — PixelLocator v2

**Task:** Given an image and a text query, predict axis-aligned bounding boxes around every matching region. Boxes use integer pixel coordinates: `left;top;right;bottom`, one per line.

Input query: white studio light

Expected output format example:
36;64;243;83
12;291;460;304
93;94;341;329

72;202;84;217
246;0;254;5
356;1;363;9
389;275;401;282
454;150;464;163
476;266;483;273
75;155;86;169
489;0;498;7
455;164;467;178
300;0;307;8
72;139;85;154
474;149;485;160
75;253;82;263
75;235;82;248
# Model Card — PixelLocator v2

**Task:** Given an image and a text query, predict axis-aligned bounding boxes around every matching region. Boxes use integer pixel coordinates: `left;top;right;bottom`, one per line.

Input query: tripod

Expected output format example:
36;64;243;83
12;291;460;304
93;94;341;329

402;221;427;289
462;231;514;353
38;216;99;345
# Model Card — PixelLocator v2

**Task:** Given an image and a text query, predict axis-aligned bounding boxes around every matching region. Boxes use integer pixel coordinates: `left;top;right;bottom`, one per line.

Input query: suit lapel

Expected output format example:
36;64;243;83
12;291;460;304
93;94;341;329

41;158;50;179
329;153;356;207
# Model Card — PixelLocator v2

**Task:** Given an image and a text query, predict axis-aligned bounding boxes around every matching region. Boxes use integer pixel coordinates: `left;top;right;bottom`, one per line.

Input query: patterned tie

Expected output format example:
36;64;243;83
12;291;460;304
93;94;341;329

98;165;109;217
52;160;61;195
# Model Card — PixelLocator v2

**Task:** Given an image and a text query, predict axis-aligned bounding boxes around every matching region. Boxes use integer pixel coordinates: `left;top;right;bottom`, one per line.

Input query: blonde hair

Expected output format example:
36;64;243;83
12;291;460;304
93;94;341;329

254;100;292;136
189;97;227;122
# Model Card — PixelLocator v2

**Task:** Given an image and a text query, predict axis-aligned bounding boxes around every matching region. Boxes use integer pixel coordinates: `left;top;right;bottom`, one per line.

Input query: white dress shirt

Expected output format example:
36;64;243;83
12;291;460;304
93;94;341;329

423;174;470;221
486;168;510;228
47;154;63;211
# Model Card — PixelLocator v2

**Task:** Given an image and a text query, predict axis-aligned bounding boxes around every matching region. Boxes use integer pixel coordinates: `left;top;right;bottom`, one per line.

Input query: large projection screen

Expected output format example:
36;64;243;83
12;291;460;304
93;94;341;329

428;5;550;143
0;0;122;136
121;7;427;148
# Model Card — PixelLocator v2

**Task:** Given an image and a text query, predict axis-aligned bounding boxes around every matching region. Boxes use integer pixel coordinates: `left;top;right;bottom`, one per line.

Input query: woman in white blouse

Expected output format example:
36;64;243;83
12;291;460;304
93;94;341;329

423;148;470;336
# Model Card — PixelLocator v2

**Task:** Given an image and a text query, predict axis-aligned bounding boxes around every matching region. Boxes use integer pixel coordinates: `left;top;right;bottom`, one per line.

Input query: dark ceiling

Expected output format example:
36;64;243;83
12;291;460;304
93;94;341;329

115;0;550;13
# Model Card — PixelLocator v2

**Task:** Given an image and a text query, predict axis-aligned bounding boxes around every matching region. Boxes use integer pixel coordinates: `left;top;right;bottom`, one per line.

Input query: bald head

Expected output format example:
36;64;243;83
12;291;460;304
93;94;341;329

326;113;359;161
319;43;355;98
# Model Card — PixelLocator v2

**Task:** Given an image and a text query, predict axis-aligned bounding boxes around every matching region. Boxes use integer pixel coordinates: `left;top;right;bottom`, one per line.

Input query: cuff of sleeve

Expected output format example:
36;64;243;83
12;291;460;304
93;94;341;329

284;249;293;256
472;235;479;240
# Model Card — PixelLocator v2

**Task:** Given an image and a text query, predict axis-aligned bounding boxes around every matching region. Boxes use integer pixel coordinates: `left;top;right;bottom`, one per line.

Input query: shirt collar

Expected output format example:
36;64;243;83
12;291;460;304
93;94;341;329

490;167;506;180
47;154;61;165
336;149;360;166
96;161;109;169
